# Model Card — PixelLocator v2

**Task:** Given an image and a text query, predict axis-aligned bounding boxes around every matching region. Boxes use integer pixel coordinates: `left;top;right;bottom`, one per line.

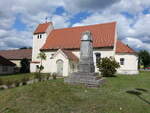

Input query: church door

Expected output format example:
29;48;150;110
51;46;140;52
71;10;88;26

56;59;63;76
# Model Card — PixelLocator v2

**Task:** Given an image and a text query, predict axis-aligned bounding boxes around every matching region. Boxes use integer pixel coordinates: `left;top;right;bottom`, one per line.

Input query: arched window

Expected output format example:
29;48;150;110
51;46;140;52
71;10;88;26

95;52;101;64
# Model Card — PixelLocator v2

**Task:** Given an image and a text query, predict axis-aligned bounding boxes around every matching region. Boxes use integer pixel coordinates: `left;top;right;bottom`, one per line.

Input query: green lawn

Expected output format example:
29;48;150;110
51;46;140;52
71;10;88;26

0;72;150;113
0;73;35;81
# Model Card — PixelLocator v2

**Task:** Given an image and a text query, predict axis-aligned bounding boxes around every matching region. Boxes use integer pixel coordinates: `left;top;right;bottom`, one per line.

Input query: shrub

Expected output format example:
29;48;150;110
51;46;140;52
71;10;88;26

21;77;29;85
46;73;51;80
34;73;42;81
14;80;20;87
52;73;57;80
97;57;120;77
34;72;39;79
20;58;30;73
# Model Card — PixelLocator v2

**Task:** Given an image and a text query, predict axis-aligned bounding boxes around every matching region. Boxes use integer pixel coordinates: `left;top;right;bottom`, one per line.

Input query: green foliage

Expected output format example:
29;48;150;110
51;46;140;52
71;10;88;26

52;72;57;80
37;52;47;74
21;76;30;85
46;73;51;80
97;57;120;77
0;72;150;113
14;80;20;87
20;58;30;73
138;50;150;68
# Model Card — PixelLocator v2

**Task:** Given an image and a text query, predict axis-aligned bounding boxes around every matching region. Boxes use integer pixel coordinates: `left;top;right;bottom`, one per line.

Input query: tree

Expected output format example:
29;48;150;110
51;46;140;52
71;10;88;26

37;52;47;74
138;50;150;68
20;58;30;73
97;57;120;77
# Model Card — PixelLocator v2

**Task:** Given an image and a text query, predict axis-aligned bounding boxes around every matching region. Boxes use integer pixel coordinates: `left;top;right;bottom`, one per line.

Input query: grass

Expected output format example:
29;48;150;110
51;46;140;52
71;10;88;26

0;73;35;82
0;71;150;113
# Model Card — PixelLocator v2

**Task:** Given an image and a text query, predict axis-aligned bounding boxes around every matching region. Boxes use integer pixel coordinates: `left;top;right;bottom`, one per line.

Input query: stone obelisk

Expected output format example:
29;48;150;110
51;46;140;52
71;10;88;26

78;31;95;73
64;31;104;87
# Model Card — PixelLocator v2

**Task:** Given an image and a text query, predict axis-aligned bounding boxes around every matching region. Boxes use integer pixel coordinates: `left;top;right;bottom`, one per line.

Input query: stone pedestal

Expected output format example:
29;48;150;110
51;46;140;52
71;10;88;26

64;31;105;87
64;72;105;87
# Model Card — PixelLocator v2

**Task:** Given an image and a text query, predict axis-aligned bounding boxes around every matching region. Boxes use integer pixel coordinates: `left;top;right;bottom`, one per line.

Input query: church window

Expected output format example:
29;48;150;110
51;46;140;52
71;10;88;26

120;58;125;65
40;34;42;38
95;52;101;64
37;35;39;39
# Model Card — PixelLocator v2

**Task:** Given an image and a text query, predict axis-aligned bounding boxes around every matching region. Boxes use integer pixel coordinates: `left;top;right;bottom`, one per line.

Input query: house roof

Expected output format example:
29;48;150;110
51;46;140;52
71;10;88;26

41;22;116;50
34;22;52;34
0;49;32;60
61;49;79;62
116;40;136;53
0;56;16;66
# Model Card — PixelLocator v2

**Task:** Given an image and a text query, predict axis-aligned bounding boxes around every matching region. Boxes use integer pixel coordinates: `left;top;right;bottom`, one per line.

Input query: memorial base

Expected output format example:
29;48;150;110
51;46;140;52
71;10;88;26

64;72;105;87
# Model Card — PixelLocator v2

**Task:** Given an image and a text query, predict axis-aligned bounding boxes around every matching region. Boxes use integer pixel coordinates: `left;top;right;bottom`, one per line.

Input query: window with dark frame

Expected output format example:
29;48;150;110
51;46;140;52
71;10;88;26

95;53;101;64
37;35;39;39
120;58;125;65
40;34;42;38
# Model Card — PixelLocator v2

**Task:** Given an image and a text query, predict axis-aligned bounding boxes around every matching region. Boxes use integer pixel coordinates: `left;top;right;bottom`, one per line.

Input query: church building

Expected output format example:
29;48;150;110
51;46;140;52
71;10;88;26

30;22;139;76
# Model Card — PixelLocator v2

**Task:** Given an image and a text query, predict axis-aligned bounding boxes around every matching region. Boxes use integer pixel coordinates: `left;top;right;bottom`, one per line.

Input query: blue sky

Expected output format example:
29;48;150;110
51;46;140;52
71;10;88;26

0;0;150;52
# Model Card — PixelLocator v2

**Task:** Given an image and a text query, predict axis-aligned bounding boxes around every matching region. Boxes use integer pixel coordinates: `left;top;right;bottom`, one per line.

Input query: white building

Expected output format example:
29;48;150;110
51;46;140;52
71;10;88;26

30;22;139;76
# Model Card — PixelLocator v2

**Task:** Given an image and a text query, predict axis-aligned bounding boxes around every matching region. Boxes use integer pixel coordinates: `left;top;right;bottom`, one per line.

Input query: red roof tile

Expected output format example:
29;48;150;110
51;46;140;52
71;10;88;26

116;40;136;53
0;49;32;60
41;22;116;50
34;22;52;34
62;49;79;62
0;56;16;66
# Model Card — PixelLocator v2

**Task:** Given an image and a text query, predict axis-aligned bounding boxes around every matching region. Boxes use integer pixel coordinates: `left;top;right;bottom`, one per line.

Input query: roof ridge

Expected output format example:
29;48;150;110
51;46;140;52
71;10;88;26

54;21;116;31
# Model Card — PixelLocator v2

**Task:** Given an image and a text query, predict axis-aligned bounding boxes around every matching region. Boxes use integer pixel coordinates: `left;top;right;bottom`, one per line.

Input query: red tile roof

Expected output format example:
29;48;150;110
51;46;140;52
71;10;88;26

0;56;16;66
62;49;79;62
0;49;32;60
34;22;52;34
116;40;136;53
41;22;116;50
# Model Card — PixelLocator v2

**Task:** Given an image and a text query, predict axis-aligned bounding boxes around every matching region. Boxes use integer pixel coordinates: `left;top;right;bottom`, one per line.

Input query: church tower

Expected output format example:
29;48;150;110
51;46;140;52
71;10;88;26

32;22;54;61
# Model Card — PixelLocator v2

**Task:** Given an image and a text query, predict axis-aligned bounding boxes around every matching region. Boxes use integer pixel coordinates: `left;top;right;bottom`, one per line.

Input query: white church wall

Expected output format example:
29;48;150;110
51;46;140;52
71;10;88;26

115;53;139;75
40;51;69;76
72;48;115;72
32;33;48;61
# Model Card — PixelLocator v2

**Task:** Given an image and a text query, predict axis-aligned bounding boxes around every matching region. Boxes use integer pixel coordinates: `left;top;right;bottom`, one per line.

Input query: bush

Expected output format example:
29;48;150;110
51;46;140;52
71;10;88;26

46;73;51;80
97;57;120;77
34;73;43;81
20;58;30;73
21;77;29;85
52;73;57;80
14;80;20;87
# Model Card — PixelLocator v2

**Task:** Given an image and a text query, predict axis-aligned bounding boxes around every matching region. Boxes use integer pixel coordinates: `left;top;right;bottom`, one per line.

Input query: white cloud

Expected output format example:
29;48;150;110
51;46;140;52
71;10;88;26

63;0;120;13
0;0;150;52
51;15;70;28
0;28;32;50
123;37;150;52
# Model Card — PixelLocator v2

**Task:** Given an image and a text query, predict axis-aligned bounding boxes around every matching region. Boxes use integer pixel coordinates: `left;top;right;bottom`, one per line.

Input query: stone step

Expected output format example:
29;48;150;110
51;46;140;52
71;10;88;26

87;84;98;88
